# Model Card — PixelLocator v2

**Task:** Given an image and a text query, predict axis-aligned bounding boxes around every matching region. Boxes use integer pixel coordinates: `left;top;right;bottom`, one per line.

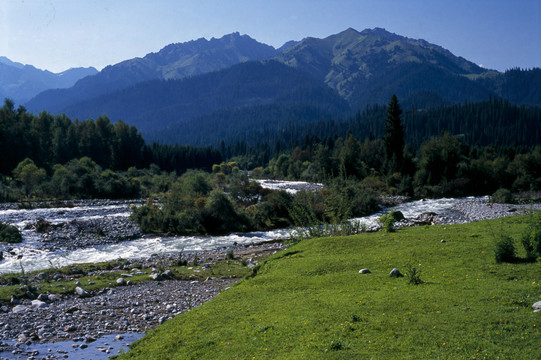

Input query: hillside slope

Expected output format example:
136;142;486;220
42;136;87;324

0;56;97;103
25;33;277;113
61;60;348;131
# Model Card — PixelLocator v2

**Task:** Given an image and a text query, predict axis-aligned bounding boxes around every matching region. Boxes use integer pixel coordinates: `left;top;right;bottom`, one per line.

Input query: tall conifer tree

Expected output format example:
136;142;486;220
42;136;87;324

383;94;404;173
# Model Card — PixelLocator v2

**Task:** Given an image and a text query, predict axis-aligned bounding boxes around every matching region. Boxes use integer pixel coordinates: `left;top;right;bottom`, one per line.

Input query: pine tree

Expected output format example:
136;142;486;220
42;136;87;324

383;94;404;173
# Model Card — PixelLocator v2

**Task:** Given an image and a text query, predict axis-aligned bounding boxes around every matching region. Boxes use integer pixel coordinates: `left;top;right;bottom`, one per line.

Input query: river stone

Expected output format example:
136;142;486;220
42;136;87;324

64;325;77;332
85;334;96;343
75;286;90;298
389;268;403;277
31;300;48;309
12;305;29;313
533;301;541;312
359;269;371;274
150;273;162;281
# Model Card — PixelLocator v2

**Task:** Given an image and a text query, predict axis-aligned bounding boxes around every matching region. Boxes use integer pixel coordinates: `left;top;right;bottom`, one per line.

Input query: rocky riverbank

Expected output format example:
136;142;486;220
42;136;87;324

1;277;236;359
0;242;283;359
31;217;142;252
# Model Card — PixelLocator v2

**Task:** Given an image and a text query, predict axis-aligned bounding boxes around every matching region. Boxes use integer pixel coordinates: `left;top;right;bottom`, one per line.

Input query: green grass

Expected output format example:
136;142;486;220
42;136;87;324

116;216;541;359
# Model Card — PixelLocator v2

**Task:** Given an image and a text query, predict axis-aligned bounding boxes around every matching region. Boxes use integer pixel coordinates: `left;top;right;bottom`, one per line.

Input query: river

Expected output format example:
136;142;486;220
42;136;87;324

0;181;539;275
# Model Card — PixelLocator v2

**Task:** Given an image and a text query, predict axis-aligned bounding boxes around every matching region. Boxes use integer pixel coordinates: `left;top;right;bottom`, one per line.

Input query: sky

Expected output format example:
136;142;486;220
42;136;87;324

1;0;540;73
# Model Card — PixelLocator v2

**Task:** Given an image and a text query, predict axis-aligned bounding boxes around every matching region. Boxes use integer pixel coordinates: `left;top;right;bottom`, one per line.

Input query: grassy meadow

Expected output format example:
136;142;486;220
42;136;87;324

116;216;541;359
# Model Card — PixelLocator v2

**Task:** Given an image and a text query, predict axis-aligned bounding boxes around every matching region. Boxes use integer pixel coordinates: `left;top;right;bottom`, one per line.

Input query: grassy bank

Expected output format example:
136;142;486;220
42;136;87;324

116;216;540;359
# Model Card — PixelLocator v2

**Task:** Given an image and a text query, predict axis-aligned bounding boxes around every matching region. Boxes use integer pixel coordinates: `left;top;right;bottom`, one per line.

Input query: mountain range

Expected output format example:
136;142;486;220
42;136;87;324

0;56;97;104
3;28;540;146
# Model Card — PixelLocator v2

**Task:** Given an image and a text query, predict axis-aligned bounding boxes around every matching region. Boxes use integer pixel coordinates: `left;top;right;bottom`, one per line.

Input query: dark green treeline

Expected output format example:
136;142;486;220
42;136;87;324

0;99;220;176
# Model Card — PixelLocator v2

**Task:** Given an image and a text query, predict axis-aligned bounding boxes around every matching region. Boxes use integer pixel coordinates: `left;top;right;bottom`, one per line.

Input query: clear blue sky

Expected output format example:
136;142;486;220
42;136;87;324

1;0;539;73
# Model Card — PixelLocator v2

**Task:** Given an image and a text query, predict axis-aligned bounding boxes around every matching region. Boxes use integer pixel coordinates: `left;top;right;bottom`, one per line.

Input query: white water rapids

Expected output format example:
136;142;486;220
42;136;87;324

0;181;533;275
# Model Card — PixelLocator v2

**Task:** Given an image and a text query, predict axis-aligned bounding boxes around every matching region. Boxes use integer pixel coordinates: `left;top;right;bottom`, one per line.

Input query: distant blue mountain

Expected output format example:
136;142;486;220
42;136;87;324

0;56;97;103
20;28;541;148
25;33;277;113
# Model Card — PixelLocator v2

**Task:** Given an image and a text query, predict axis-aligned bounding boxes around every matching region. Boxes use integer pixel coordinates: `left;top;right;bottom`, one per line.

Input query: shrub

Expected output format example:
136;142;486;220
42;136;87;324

0;222;22;243
405;261;423;285
491;188;514;204
494;235;516;263
520;211;541;260
378;209;400;232
329;339;345;351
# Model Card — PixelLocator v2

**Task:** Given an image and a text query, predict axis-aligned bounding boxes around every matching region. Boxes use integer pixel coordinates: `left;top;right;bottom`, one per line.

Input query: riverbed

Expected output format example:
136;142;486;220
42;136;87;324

1;193;540;275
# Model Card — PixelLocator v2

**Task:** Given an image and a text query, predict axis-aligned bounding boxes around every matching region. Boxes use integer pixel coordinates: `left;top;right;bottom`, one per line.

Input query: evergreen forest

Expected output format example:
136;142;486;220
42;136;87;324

1;95;541;236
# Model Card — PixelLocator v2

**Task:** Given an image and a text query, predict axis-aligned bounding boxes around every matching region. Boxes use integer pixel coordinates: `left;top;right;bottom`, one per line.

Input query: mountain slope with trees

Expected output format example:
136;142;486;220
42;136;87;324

16;28;541;149
57;60;349;131
273;27;539;109
24;33;277;114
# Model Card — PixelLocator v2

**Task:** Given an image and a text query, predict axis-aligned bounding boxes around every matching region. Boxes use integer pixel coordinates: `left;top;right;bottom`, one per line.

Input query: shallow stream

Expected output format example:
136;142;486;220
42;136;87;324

0;190;483;275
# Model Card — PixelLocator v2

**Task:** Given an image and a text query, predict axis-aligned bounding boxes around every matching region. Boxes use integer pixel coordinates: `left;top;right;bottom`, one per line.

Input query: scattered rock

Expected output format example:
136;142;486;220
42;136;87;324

64;325;77;332
150;273;162;281
389;268;403;277
31;300;48;309
533;301;541;312
358;269;371;274
85;334;97;343
75;287;90;298
11;305;28;313
37;293;49;302
116;278;127;286
66;305;79;313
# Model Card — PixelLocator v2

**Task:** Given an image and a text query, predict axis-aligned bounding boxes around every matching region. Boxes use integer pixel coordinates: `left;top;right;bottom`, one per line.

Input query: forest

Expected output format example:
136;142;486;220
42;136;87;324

0;99;220;200
1;95;541;236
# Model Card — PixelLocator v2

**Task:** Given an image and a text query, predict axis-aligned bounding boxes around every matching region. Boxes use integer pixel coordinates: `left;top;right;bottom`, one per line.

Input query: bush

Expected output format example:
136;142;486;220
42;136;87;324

491;188;514;204
0;222;22;243
520;211;541;260
378;209;400;232
405;261;423;285
494;235;516;263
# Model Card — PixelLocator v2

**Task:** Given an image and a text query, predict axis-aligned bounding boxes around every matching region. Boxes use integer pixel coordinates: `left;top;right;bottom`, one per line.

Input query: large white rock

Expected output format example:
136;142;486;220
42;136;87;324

12;305;29;313
31;299;48;309
533;301;541;312
75;286;90;298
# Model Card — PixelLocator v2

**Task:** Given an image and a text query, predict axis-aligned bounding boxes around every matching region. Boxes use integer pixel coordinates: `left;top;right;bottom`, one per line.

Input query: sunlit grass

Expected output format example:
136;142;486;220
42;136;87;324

117;216;541;359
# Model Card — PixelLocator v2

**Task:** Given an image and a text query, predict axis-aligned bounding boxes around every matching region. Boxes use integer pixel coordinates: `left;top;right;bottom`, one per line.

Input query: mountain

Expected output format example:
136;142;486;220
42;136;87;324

273;27;494;109
21;27;541;148
25;32;277;113
0;56;97;103
59;60;348;131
